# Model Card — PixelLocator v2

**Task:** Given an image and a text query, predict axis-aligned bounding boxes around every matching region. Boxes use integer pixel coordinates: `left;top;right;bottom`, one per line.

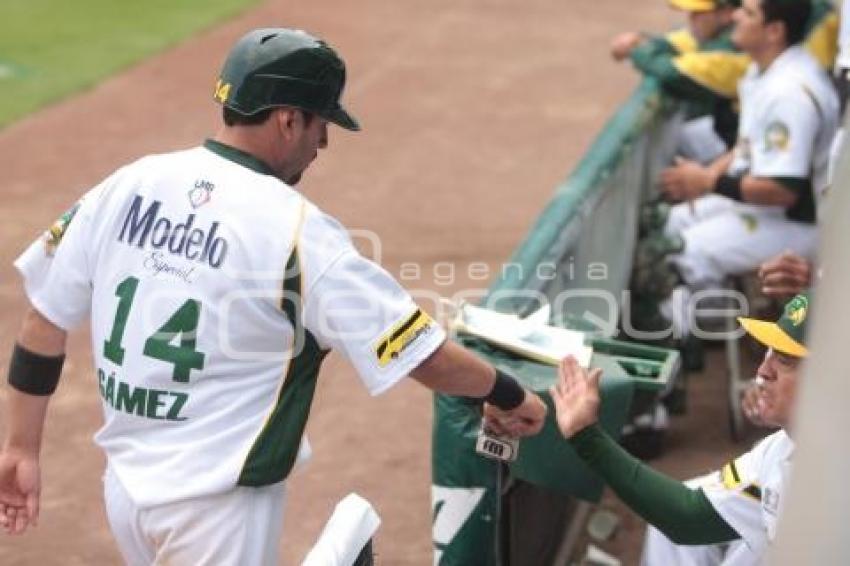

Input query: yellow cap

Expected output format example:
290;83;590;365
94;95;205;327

669;0;737;12
737;317;808;357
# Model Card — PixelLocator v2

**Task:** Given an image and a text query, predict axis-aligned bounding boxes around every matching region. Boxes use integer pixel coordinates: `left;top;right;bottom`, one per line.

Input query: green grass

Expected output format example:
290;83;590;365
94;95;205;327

0;0;262;128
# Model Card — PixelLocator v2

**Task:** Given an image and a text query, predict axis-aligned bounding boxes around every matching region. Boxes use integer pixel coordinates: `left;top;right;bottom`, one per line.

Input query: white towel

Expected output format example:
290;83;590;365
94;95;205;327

301;493;381;566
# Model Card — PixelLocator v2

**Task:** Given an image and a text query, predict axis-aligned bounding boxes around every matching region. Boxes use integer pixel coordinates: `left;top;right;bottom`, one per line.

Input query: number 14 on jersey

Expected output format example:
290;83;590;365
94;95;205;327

103;276;206;382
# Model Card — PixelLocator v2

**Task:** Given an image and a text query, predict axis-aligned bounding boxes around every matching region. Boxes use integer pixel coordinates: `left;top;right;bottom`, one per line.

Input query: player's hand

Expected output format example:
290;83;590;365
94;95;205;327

741;378;769;428
0;449;40;535
660;157;714;202
758;252;812;299
483;391;547;438
550;356;602;439
610;32;644;61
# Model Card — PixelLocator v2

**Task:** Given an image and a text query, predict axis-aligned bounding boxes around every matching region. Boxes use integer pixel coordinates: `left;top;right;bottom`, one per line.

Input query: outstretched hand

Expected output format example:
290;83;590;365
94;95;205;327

610;32;644;61
483;390;547;439
0;450;40;535
550;356;603;439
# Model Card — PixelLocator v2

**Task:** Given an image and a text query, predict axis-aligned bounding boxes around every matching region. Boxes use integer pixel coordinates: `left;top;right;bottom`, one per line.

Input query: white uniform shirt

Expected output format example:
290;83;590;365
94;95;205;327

15;141;446;507
729;46;839;216
691;430;795;565
837;0;850;71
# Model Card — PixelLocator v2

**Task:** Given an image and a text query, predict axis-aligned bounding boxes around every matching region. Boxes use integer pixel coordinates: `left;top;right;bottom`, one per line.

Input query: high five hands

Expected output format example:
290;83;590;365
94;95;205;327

484;356;603;440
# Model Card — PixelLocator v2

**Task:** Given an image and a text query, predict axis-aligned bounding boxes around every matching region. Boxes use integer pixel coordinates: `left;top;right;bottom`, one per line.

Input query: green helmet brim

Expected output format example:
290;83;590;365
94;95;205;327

325;104;360;131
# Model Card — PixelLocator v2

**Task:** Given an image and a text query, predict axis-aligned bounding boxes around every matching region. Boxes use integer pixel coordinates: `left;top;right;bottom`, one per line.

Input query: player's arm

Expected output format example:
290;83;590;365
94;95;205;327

550;357;740;545
725;93;822;208
728;176;803;207
659;150;730;201
629;42;721;102
410;340;547;438
661;163;804;205
297;216;547;437
661;150;805;207
1;307;68;535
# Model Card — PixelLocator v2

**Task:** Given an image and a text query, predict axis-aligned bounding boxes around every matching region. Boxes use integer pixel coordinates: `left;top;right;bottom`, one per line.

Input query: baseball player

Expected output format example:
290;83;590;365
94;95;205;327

612;0;746;162
531;290;813;565
0;28;546;565
657;0;838;336
611;0;838;164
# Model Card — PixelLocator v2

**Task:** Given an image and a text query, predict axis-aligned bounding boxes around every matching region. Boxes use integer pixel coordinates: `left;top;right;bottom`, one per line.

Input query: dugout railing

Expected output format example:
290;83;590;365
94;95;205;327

431;78;687;566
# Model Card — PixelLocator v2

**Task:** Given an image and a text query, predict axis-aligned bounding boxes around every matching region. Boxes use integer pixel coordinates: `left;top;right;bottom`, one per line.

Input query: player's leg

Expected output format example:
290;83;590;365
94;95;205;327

102;467;156;566
146;482;286;566
663;194;738;240
669;208;817;289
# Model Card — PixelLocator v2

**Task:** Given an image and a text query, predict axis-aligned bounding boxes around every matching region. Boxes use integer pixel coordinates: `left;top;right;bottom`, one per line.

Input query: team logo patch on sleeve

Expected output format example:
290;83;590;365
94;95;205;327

737;213;758;233
373;309;435;368
721;460;761;501
720;461;741;490
764;121;790;152
43;201;82;256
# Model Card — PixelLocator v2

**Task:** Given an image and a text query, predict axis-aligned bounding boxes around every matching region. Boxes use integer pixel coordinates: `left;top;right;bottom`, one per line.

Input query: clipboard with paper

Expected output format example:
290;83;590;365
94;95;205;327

450;302;593;368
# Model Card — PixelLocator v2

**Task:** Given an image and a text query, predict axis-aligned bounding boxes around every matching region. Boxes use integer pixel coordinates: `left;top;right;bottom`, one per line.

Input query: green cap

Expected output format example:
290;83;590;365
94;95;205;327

738;291;811;357
214;28;360;131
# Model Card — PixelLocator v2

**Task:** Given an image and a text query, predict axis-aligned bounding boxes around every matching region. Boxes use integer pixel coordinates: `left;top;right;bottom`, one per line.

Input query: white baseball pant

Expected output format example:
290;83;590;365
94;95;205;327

103;467;286;566
664;194;817;289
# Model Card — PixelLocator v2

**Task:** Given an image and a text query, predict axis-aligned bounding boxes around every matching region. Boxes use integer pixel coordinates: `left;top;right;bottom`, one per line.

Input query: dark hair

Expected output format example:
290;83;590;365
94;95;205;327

300;110;316;126
222;106;274;126
760;0;811;46
222;107;316;127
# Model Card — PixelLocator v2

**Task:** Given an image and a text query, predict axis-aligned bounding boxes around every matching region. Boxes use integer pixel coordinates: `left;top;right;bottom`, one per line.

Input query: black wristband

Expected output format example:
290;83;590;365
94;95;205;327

8;343;64;396
485;369;526;411
714;175;744;202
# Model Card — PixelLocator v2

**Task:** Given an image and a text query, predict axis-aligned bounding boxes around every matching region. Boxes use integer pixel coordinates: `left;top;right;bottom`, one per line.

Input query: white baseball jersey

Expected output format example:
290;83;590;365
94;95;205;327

640;431;794;566
837;0;850;71
691;430;794;564
15;139;446;507
729;46;839;215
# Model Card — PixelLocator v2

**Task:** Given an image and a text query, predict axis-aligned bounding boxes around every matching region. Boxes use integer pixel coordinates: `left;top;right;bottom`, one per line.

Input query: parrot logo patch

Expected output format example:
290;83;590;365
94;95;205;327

763;487;780;516
737;213;758;233
764;121;790;152
785;294;808;327
188;179;215;209
43;201;81;256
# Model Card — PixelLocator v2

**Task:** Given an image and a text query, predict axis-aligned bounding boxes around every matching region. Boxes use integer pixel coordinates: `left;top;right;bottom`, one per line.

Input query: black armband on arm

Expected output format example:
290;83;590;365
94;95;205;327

714;175;744;202
485;369;526;411
8;343;65;396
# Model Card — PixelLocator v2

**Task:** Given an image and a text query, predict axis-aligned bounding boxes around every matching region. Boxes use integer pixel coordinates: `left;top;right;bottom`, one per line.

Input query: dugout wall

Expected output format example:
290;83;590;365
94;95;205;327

431;78;685;565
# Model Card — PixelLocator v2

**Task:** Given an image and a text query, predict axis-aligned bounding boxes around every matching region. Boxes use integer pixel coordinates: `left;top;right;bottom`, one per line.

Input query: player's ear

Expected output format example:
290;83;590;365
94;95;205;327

273;107;298;140
765;19;785;47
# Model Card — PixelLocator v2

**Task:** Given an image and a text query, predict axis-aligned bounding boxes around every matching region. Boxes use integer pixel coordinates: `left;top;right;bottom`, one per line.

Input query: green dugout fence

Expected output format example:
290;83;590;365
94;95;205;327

431;79;686;565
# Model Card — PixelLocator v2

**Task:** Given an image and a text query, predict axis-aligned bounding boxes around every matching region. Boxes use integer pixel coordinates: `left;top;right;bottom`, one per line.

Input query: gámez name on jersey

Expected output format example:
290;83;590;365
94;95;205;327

98;368;189;422
118;195;228;268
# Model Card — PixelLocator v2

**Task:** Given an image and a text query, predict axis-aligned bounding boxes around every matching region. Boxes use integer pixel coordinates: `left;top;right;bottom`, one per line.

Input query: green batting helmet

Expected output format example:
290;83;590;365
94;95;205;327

214;28;360;131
